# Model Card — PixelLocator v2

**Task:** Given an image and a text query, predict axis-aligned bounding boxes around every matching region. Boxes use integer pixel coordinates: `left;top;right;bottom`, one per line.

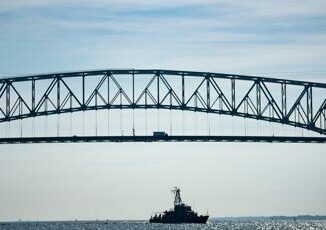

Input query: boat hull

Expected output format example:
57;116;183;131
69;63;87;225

149;215;209;224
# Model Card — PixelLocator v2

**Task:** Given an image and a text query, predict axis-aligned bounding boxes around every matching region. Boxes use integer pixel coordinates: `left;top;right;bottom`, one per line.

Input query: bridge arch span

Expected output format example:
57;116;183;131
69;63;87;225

0;69;325;135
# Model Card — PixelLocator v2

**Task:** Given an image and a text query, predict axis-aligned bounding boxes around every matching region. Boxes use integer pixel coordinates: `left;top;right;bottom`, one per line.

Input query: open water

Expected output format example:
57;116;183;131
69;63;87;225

1;219;326;230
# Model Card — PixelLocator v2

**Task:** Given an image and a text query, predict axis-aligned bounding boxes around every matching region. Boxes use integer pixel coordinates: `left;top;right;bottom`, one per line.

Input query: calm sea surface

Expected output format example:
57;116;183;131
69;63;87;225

1;220;326;230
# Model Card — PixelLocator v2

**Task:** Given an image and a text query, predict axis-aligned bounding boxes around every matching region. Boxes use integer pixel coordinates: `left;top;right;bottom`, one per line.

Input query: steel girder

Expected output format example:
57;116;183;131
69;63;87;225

0;135;325;144
0;69;325;135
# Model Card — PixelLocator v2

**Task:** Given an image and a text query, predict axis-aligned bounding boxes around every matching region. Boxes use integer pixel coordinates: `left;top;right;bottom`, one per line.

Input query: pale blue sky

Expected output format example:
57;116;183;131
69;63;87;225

1;0;326;77
0;0;326;221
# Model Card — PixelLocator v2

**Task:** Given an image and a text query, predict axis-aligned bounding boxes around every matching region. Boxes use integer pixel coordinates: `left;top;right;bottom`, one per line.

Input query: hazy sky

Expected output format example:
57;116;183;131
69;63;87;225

0;0;326;221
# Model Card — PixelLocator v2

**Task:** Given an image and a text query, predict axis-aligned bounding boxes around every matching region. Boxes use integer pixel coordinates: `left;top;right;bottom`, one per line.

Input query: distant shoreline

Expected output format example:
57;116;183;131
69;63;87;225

1;215;326;223
212;215;326;221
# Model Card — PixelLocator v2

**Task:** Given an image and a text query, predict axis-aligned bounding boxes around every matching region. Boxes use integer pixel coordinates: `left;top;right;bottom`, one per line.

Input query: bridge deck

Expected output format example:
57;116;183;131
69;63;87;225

0;135;325;144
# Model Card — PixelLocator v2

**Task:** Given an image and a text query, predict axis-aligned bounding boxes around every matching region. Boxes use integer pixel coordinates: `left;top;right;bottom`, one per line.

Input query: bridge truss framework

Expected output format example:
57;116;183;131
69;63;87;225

0;69;325;143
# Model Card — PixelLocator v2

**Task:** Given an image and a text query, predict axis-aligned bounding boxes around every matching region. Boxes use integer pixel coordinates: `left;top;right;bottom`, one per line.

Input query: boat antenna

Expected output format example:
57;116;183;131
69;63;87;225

171;187;182;206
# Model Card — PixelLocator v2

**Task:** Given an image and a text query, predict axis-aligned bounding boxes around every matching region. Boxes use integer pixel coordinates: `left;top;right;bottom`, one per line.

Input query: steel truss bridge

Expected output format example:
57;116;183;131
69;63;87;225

0;69;325;144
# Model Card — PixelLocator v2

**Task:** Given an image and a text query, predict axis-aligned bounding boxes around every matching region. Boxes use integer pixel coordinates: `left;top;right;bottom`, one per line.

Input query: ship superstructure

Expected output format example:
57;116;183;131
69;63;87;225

149;187;209;224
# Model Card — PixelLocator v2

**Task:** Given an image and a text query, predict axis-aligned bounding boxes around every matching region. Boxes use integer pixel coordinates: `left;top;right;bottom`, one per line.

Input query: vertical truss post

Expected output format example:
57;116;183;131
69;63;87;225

95;89;98;107
182;73;185;109
145;89;148;105
70;93;73;109
107;73;110;106
119;89;122;108
44;95;48;112
244;97;248;114
19;99;23;137
256;80;261;116
307;85;313;124
57;76;60;111
206;76;210;110
231;77;235;114
82;73;85;108
219;96;222;111
156;73;160;107
6;81;10;118
169;89;172;108
132;71;135;106
281;83;287;119
132;71;135;134
32;78;35;113
19;98;22;116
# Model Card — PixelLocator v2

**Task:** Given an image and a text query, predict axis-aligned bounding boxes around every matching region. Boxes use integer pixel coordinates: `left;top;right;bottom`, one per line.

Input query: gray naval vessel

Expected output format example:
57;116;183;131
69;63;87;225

149;187;209;224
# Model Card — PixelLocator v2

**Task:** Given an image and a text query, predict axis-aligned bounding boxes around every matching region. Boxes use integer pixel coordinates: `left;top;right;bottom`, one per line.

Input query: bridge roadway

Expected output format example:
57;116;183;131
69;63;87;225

0;135;325;144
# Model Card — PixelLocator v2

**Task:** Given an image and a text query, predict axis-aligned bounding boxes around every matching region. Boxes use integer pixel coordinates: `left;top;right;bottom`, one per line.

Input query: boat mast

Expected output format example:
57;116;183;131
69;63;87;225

172;187;182;206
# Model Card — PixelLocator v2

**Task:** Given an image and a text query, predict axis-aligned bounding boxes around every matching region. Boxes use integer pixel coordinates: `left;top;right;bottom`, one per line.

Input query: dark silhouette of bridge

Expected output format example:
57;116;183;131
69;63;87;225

0;69;325;144
0;135;325;144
